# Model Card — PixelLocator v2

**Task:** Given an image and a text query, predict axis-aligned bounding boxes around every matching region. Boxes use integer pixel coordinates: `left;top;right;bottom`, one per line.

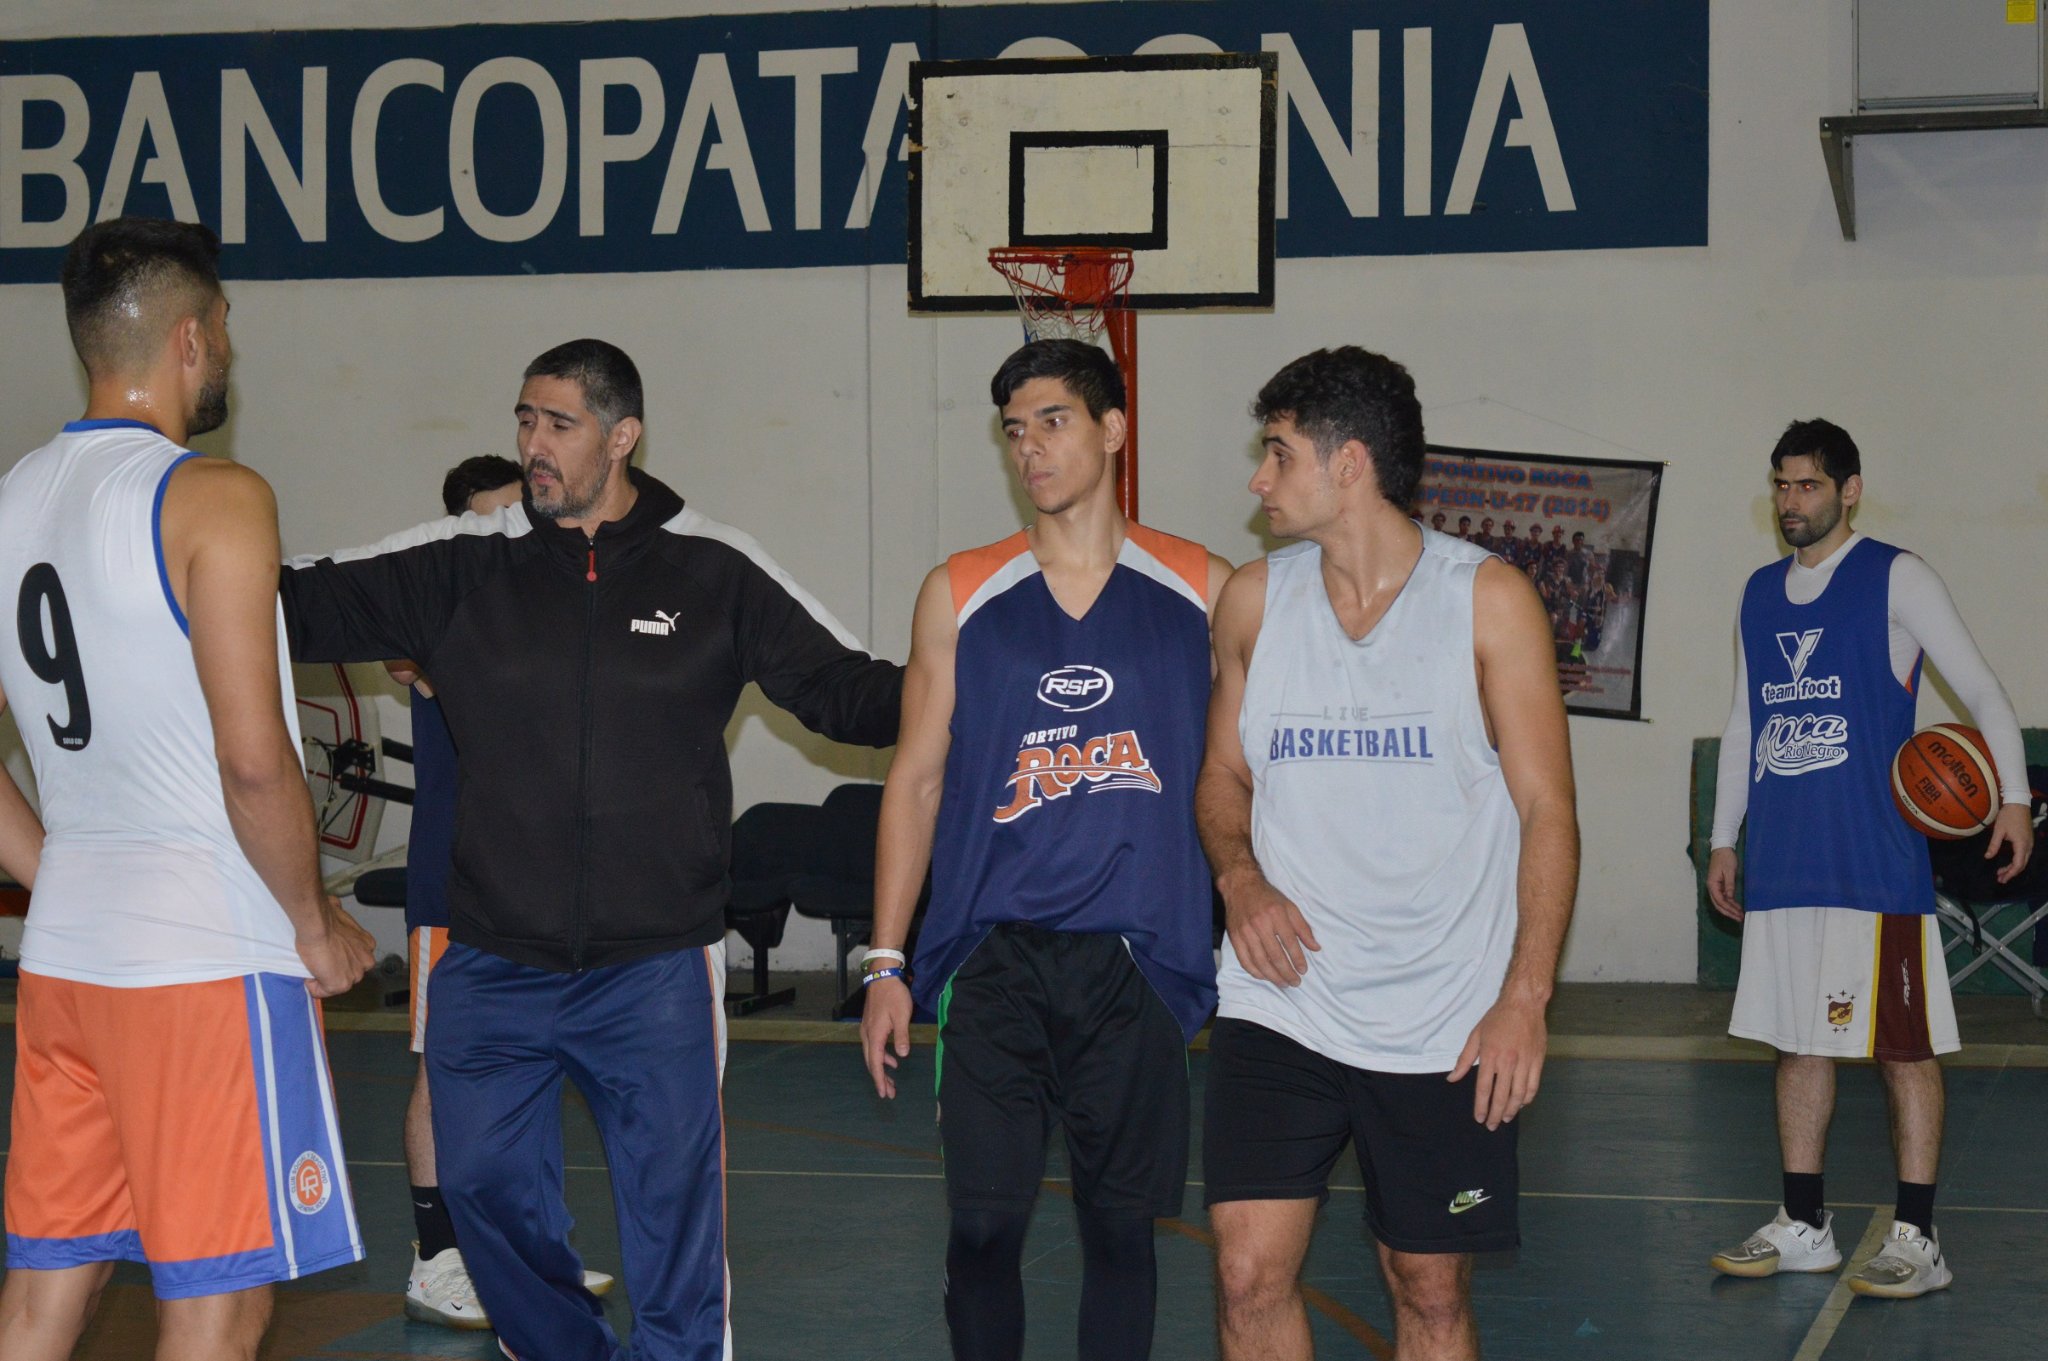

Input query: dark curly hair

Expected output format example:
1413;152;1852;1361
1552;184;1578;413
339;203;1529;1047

990;339;1125;418
1252;346;1425;509
441;454;522;516
1769;418;1861;486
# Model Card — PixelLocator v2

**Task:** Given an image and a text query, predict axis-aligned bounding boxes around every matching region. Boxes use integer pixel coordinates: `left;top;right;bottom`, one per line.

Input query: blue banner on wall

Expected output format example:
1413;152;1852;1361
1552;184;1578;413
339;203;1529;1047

0;1;1707;283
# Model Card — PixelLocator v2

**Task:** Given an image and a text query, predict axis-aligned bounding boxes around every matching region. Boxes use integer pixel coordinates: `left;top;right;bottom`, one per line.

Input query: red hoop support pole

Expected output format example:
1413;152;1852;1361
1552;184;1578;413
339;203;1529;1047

1106;305;1137;520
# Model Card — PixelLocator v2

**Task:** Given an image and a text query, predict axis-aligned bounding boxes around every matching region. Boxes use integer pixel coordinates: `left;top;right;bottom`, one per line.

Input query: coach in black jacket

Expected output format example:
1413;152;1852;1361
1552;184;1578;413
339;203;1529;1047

280;339;901;1361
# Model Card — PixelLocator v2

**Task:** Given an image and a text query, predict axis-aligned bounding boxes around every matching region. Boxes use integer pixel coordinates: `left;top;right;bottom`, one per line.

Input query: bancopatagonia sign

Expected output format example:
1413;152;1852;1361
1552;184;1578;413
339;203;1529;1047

0;1;1707;282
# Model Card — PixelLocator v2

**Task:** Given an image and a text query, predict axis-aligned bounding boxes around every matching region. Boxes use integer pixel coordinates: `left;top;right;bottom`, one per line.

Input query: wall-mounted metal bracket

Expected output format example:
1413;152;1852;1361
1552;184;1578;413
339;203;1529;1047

1821;108;2048;240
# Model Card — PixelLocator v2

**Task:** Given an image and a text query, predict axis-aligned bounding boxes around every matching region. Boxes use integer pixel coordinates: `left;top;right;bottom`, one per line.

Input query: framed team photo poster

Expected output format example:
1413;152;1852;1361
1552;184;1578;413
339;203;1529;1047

1416;446;1665;721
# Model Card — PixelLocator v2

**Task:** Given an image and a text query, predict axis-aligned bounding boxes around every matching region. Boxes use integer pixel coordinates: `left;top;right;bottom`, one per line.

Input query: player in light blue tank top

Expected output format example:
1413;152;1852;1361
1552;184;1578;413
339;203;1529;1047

861;341;1226;1361
1198;346;1580;1361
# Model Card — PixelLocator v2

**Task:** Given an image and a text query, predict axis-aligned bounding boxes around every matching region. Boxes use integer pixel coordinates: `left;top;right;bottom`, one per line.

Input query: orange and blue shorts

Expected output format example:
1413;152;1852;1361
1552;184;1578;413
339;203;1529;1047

4;969;363;1298
407;925;450;1054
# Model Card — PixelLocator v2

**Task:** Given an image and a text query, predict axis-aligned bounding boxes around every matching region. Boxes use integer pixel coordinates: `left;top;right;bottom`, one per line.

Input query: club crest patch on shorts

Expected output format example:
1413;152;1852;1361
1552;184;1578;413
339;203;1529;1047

290;1151;333;1215
1826;992;1855;1031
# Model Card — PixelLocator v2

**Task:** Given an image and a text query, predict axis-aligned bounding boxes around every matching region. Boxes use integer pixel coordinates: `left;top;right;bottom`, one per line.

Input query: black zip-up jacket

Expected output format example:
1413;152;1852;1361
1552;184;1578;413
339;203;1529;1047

280;469;902;971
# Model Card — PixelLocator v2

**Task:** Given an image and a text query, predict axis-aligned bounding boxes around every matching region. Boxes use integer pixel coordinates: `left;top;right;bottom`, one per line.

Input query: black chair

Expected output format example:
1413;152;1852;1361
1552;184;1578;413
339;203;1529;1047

1927;764;2048;1017
726;802;827;1016
788;783;928;1019
351;866;409;909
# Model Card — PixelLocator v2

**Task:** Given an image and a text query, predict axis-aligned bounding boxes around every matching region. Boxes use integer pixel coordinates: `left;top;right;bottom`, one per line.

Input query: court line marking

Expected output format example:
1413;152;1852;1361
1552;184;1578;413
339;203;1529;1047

1;1147;2041;1216
8;1146;2039;1211
11;1003;2046;1066
1792;1208;1892;1361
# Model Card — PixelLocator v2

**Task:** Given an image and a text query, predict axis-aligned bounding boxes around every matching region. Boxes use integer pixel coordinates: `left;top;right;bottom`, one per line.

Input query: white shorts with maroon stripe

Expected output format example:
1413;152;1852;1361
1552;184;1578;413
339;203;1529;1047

1730;907;1958;1060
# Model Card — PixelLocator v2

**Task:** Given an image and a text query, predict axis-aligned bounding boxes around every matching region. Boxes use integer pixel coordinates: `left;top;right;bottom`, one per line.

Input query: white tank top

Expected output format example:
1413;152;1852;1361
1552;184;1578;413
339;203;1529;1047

1219;531;1519;1071
0;421;307;985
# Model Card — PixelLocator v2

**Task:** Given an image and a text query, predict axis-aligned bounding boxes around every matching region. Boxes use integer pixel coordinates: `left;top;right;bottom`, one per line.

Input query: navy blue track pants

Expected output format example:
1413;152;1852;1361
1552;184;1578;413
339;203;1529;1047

427;943;729;1360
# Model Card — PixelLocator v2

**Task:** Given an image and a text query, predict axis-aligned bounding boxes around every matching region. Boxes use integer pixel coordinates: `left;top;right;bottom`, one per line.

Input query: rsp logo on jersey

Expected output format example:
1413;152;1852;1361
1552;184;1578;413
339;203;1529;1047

289;1150;332;1215
1036;665;1113;713
994;728;1159;822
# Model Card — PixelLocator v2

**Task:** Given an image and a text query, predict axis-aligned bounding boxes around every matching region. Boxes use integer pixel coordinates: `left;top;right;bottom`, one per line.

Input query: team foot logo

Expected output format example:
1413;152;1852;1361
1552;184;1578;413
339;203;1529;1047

1448;1189;1491;1214
290;1151;332;1215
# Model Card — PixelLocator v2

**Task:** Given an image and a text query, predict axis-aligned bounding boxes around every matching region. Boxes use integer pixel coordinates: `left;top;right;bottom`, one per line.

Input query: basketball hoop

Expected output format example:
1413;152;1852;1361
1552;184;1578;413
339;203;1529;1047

988;246;1133;343
988;245;1141;518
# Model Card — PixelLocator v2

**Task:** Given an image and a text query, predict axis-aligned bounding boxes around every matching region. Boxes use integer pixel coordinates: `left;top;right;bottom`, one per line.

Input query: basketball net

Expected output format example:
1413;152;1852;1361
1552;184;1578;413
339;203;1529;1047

988;246;1140;518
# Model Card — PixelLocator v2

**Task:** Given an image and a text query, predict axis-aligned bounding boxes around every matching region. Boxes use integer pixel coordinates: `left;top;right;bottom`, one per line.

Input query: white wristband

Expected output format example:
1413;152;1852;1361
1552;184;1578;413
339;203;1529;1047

861;947;907;967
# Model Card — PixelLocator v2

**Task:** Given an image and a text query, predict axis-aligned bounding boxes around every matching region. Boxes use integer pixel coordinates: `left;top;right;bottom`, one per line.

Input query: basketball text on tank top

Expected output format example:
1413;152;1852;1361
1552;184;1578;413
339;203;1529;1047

1220;531;1520;1073
0;421;309;984
1739;537;1932;914
915;525;1217;1039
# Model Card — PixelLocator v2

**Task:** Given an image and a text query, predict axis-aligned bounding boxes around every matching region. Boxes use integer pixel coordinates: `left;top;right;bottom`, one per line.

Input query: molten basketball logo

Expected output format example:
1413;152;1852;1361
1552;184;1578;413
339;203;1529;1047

1891;724;1998;839
290;1151;332;1215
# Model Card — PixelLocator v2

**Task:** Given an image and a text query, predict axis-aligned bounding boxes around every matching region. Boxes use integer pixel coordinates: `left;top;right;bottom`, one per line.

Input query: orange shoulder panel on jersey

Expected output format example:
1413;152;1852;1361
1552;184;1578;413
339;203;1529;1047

1124;523;1210;600
947;531;1033;617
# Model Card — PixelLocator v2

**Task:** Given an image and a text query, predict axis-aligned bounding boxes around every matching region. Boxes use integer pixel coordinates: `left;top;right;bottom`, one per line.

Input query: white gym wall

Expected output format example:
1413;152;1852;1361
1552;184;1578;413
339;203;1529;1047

1;0;2044;981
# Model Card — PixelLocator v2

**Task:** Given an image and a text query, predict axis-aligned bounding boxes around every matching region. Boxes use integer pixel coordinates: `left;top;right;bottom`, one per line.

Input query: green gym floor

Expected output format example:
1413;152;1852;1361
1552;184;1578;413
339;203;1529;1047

3;979;2044;1361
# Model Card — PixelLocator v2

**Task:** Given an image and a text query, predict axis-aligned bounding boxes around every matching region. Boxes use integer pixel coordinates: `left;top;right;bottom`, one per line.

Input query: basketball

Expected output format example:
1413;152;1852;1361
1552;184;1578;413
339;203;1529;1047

1891;724;2000;840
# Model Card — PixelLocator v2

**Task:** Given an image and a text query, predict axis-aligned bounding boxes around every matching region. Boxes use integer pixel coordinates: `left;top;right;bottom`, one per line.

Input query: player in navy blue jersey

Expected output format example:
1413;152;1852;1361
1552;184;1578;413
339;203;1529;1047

862;339;1230;1361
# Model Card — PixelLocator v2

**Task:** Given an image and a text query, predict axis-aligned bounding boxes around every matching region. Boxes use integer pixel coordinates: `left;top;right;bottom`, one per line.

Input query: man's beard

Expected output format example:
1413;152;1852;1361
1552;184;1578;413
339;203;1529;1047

189;361;229;438
1780;498;1842;548
526;458;609;522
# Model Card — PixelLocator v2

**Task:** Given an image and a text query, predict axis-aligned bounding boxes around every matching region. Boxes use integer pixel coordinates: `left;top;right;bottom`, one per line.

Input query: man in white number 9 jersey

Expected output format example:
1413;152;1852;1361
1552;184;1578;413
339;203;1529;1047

0;217;375;1361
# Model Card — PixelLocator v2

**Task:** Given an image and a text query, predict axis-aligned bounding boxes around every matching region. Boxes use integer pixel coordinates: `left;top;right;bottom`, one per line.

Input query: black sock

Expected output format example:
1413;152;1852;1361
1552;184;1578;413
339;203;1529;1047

1783;1172;1825;1230
1076;1208;1156;1361
1895;1181;1936;1237
945;1208;1030;1361
411;1184;459;1260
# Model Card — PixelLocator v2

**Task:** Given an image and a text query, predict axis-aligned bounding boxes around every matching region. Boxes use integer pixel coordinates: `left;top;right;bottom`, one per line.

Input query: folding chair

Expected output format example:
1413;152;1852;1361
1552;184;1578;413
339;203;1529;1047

1929;767;2048;1018
1935;890;2048;1018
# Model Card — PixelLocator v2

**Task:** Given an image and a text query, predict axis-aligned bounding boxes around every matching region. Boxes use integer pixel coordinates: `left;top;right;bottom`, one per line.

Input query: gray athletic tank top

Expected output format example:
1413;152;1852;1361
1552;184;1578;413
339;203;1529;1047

1218;531;1519;1072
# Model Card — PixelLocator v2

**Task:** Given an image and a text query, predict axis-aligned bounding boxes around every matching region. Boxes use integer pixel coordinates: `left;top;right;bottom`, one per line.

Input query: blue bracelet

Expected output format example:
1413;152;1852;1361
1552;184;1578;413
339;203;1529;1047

862;966;907;987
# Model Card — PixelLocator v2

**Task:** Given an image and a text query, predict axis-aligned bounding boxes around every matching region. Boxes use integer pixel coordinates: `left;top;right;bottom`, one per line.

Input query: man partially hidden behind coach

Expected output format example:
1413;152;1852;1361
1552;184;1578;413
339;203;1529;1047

278;339;903;1361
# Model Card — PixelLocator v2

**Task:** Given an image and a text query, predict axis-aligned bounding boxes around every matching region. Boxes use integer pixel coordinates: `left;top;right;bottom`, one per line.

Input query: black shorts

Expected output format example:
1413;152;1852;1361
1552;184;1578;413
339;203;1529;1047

937;923;1189;1217
1203;1018;1519;1254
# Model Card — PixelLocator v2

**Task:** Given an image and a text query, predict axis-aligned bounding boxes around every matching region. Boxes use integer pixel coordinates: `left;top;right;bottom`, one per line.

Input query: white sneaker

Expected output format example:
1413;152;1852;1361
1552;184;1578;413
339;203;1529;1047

1710;1207;1842;1277
1848;1221;1952;1298
407;1244;491;1329
405;1241;616;1330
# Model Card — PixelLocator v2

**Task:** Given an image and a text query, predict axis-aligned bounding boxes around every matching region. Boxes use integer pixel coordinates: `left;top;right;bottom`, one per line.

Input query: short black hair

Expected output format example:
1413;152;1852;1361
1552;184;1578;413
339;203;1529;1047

525;339;644;435
1252;346;1426;510
60;217;223;378
990;339;1125;418
1769;418;1861;486
442;454;522;516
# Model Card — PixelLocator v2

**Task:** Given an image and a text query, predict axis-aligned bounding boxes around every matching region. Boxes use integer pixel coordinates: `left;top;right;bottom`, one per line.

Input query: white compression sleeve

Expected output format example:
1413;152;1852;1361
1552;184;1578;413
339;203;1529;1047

1711;622;1751;851
1890;554;2031;805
